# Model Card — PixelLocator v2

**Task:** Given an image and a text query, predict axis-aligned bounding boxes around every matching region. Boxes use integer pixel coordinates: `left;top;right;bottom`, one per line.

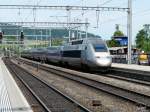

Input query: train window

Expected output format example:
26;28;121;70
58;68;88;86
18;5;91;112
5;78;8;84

72;40;83;45
118;49;123;54
62;50;81;58
113;50;117;54
93;44;108;52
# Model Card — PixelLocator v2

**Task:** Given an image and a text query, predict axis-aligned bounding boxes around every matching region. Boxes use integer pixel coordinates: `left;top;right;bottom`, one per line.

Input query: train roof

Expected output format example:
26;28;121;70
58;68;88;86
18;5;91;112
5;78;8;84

47;46;61;50
64;37;103;46
109;47;127;51
24;48;47;53
109;47;139;51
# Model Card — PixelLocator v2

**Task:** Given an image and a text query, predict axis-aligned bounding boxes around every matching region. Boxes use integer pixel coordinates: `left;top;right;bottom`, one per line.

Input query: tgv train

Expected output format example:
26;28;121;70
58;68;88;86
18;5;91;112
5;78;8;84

21;38;112;71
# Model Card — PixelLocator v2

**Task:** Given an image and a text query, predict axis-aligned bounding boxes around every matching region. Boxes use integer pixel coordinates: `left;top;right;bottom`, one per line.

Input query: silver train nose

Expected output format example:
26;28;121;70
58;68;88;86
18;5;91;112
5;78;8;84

95;56;112;67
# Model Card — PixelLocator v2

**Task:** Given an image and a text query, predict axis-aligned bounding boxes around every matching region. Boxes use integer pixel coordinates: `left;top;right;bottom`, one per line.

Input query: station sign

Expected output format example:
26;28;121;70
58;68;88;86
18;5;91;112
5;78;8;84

113;36;128;46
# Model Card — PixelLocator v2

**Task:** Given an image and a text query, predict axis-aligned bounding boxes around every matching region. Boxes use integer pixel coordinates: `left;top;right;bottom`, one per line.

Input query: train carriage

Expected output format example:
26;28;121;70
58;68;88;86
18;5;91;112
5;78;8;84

21;37;112;71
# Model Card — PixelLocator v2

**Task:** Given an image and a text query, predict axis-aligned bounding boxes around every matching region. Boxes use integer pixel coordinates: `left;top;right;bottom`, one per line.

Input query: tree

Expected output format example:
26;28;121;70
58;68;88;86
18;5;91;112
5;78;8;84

51;38;63;46
107;25;124;47
5;36;16;41
107;39;120;47
113;30;124;36
113;24;124;36
135;29;150;52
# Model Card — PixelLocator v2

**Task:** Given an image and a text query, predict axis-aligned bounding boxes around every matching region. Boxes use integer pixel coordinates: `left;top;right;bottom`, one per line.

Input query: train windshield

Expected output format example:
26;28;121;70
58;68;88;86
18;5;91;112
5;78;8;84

93;44;108;52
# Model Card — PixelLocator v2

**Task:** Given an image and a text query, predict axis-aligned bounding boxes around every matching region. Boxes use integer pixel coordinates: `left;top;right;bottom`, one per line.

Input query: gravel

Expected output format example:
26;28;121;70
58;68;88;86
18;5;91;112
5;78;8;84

12;60;149;112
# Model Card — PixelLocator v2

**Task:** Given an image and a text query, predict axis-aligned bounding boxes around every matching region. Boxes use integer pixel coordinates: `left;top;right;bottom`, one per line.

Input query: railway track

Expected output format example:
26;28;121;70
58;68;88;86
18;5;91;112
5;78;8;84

110;67;150;83
4;59;92;112
18;58;150;110
4;59;48;112
99;73;150;87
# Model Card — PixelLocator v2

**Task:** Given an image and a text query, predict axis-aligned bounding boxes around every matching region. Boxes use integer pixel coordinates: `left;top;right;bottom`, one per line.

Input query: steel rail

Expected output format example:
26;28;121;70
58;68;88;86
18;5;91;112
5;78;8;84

40;65;150;107
7;59;92;112
110;68;150;82
19;58;150;108
4;59;52;112
100;74;150;87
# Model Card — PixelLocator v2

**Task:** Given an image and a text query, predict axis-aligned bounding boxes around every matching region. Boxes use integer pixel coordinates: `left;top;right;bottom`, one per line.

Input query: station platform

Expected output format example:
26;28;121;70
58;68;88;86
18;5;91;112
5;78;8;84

0;57;33;112
112;63;150;72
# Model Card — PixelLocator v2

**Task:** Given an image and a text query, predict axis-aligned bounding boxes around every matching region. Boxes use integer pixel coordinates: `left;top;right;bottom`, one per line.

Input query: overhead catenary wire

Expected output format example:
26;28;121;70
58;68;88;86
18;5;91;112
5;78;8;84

24;0;42;22
99;0;114;6
73;0;116;28
100;7;150;25
99;0;141;25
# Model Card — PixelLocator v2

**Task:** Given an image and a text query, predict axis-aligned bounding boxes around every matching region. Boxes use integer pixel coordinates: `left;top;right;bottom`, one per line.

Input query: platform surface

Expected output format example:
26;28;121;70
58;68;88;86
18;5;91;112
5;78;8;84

0;58;33;112
112;63;150;72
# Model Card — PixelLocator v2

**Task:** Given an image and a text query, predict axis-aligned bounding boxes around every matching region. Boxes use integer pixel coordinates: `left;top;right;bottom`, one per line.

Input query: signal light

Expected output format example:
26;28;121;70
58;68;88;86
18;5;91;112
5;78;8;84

20;31;24;41
0;32;3;39
0;32;3;44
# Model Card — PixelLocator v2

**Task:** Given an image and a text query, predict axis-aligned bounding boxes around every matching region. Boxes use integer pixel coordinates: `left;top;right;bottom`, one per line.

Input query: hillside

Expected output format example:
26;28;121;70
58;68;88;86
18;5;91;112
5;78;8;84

0;23;100;40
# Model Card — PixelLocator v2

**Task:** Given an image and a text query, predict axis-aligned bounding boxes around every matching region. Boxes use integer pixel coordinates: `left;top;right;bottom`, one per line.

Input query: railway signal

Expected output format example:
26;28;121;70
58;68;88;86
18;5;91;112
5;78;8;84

20;31;24;41
0;31;3;44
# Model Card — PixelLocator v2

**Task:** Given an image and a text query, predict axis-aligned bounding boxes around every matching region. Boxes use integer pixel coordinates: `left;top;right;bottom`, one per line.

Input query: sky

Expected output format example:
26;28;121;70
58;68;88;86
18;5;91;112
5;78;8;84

0;0;150;43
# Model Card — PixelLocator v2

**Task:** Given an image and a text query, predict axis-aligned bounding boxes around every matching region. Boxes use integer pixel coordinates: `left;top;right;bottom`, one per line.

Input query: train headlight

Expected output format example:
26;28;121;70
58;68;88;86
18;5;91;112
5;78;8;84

96;56;101;58
96;56;111;59
106;56;112;59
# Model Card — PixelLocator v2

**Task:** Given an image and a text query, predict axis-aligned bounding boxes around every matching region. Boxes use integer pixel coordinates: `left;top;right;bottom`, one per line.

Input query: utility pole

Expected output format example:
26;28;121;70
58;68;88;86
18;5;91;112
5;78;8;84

49;28;51;46
85;18;88;39
144;24;150;52
46;29;47;47
127;0;132;64
40;30;42;47
67;7;71;42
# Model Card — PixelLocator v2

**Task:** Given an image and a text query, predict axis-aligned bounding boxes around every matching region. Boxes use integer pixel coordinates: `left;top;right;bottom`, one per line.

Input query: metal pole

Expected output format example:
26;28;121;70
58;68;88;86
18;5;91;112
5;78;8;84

41;30;42;47
127;0;132;64
49;28;51;46
17;27;20;44
69;30;71;41
77;29;78;39
85;18;88;39
67;9;71;42
46;29;47;47
35;29;37;48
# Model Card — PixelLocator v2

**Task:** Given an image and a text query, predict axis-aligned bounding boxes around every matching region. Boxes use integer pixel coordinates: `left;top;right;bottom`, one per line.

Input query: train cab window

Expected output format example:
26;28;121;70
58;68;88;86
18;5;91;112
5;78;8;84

93;44;108;52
